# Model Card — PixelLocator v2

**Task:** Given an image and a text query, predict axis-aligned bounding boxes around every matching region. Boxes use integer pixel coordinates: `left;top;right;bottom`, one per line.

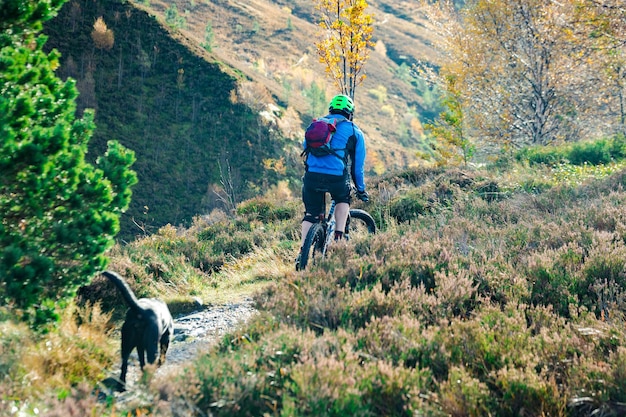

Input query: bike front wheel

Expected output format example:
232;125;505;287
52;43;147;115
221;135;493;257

297;223;325;271
346;209;376;240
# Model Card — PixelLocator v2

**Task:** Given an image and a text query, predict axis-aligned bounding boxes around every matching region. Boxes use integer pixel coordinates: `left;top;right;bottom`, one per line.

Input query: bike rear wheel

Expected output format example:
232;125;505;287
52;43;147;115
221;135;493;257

297;223;325;271
346;209;376;240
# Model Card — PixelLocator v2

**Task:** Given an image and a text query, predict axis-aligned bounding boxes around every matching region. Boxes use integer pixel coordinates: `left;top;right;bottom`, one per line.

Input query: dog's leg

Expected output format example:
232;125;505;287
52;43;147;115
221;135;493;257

143;322;161;366
119;355;129;390
119;325;134;391
158;330;171;366
137;345;146;369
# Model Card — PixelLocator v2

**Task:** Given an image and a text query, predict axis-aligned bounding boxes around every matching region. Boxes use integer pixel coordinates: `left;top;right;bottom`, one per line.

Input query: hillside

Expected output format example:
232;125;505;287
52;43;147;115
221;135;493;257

44;0;294;240
140;0;443;161
43;0;442;239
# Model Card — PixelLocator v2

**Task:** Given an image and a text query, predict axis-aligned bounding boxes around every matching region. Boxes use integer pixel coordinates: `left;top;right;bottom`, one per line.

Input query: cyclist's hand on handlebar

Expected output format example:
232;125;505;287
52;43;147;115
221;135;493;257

356;189;370;202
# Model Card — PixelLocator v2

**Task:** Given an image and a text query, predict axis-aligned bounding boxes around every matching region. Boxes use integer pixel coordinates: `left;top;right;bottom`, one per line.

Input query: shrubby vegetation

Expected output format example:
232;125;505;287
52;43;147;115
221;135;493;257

182;152;626;417
3;136;626;416
516;135;626;167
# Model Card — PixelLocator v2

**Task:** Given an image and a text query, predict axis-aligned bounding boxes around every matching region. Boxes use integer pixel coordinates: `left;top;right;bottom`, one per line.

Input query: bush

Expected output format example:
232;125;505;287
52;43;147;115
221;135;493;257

517;136;626;168
388;190;428;223
569;140;612;165
516;145;565;166
437;366;494;416
236;197;297;222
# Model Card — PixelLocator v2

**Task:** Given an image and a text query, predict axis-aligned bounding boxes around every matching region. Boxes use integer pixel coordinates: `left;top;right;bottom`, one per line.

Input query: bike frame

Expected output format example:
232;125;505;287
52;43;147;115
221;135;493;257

297;188;375;271
322;196;336;256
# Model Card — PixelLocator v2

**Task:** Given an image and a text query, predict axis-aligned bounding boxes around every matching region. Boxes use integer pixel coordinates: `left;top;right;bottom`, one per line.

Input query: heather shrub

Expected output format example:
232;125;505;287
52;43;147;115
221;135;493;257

340;231;454;292
524;243;584;317
211;231;255;256
344;284;407;329
193;326;308;416
444;305;533;379
236;196;298;222
431;174;466;206
193;327;427;416
88;240;209;309
130;224;217;274
518;176;554;194
434;305;577;414
575;232;626;318
491;366;564;416
255;270;352;332
284;351;423;416
388;189;428;223
392;166;446;186
195;216;272;267
474;179;504;201
196;217;252;242
351;360;425;416
608;347;626;402
437;366;494;416
217;311;280;352
580;200;624;233
384;173;468;224
354;315;425;367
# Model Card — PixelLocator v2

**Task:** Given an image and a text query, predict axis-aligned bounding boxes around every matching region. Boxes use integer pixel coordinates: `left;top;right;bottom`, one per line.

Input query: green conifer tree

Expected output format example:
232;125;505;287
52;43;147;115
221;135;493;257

0;0;137;326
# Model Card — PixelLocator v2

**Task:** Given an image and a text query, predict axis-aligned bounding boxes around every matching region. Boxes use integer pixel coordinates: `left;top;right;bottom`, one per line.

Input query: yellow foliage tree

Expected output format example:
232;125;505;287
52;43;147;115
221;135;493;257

91;16;114;50
314;0;375;99
575;0;626;132
420;0;604;148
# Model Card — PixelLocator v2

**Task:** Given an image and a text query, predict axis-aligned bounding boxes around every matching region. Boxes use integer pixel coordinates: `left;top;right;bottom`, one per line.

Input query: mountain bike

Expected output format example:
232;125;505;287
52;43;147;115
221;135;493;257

296;188;376;271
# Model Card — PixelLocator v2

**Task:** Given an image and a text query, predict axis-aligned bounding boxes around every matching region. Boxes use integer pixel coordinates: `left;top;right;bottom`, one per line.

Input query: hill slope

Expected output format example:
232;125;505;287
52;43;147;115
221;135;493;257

43;0;441;239
44;0;294;239
141;0;443;161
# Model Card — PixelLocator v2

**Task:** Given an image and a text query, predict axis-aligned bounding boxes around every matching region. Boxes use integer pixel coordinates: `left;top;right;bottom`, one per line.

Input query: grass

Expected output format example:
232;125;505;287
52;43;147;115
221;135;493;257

0;304;117;414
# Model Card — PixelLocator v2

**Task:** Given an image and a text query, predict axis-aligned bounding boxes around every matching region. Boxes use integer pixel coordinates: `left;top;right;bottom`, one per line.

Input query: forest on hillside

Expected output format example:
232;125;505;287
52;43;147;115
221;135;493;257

43;0;297;240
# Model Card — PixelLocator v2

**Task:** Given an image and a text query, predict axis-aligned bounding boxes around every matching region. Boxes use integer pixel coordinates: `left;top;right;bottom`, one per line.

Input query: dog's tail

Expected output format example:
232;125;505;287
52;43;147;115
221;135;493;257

102;271;146;314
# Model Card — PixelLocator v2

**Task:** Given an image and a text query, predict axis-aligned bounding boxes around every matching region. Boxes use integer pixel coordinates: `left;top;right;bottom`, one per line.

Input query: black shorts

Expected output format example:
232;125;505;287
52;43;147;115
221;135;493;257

302;171;351;217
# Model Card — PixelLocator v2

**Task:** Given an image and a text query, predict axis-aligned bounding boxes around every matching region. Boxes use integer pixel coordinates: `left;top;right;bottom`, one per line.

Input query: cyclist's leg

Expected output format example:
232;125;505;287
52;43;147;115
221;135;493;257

334;203;349;235
301;174;325;248
329;174;352;239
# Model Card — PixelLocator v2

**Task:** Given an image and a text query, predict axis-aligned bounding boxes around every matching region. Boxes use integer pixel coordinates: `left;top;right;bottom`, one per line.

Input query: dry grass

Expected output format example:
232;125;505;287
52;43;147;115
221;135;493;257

0;304;116;414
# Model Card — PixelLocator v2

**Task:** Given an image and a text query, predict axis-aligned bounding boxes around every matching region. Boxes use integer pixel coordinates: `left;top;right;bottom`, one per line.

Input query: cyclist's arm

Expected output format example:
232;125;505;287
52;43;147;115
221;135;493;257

352;129;367;192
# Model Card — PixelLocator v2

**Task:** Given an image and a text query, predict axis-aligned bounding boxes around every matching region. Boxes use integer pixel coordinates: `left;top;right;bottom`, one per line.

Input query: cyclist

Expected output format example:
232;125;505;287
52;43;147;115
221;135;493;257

298;94;369;265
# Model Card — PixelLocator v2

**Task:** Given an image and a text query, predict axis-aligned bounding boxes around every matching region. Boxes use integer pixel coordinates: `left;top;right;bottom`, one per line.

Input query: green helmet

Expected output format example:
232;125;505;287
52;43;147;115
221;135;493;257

328;94;355;115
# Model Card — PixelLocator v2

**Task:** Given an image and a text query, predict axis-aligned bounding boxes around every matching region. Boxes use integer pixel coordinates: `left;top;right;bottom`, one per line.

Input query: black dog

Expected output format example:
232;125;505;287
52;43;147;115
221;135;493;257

102;271;174;390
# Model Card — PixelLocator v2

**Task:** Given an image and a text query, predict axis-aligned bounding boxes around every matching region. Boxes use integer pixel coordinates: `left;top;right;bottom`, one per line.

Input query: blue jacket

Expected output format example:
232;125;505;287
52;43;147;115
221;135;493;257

303;114;367;192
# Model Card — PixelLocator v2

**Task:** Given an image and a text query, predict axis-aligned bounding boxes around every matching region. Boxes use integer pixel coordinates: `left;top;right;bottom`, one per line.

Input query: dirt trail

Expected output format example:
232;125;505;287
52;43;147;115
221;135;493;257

105;297;257;393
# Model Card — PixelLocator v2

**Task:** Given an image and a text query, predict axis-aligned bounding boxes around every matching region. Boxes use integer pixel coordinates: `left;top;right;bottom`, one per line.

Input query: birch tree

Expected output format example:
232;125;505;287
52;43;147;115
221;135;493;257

421;0;593;148
314;0;375;99
575;0;626;133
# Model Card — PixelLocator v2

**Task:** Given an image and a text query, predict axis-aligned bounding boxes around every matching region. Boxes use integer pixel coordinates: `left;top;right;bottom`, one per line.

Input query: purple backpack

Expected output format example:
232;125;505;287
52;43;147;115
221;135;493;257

302;117;346;157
